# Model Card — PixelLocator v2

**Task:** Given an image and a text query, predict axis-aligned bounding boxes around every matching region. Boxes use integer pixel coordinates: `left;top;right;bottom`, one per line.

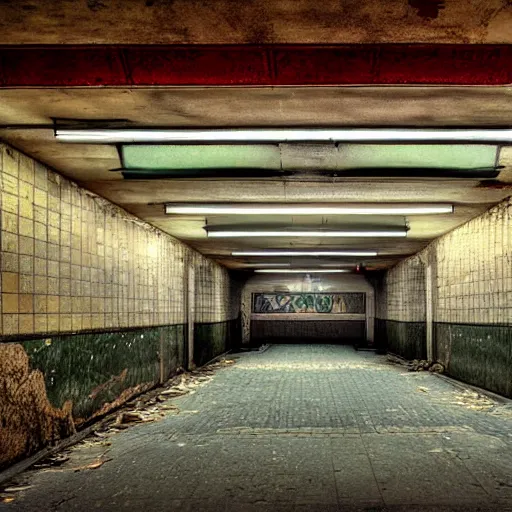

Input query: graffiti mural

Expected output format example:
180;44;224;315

253;293;365;314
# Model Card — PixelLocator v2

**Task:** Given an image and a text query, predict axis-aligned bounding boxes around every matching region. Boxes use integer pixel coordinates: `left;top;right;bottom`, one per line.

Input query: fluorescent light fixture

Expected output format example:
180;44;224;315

166;203;453;215
123;145;280;170
341;144;497;170
232;250;378;257
255;269;351;274
319;263;358;268
56;128;512;143
239;263;291;268
207;229;407;238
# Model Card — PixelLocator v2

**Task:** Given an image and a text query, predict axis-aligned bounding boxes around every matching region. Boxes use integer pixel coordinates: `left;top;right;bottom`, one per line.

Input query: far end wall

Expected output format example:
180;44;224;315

242;273;375;345
376;197;512;397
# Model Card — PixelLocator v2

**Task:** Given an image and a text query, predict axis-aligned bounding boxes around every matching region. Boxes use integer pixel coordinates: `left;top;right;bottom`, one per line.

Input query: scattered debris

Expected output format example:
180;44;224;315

72;457;112;472
0;355;237;487
387;355;445;373
0;484;33;504
33;453;70;469
408;359;445;373
2;485;33;492
490;404;512;418
387;354;406;366
428;363;445;373
116;411;146;424
451;390;495;411
89;357;237;437
417;387;429;393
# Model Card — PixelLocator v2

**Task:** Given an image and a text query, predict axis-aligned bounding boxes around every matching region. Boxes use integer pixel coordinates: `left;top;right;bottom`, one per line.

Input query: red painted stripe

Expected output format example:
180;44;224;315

0;47;128;86
0;45;510;87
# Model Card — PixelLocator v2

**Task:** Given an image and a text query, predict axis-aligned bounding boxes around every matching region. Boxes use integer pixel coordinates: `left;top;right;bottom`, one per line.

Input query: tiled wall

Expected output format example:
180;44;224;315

379;198;511;327
376;197;512;395
0;143;240;468
434;199;511;325
376;254;425;322
0;143;235;338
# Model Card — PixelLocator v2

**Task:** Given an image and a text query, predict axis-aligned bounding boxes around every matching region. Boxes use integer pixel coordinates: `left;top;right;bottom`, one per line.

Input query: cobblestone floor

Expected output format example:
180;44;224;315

4;345;512;511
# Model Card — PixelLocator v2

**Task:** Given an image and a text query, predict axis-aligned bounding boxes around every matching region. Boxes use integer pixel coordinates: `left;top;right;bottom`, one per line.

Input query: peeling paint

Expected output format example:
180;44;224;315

0;322;234;469
0;344;75;470
88;369;128;400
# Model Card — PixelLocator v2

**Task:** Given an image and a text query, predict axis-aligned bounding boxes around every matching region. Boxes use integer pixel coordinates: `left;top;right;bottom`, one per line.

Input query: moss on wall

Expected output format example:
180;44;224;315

194;318;239;367
435;322;512;398
23;325;186;421
0;324;186;469
0;344;75;470
375;319;427;360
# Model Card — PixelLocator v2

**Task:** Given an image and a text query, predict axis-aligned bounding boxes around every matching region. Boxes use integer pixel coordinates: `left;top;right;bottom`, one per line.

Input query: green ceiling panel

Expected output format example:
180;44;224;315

339;144;498;169
119;143;500;178
122;144;281;170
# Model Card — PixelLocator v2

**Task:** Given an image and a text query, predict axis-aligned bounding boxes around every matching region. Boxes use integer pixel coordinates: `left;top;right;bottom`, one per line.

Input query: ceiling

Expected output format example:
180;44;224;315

0;1;511;273
0;0;510;44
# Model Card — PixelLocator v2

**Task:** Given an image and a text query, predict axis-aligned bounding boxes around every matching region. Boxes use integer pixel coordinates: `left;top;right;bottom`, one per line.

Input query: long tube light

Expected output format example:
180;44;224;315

232;250;378;256
239;263;291;268
166;203;453;215
255;269;351;274
319;263;359;268
56;128;512;143
207;229;407;238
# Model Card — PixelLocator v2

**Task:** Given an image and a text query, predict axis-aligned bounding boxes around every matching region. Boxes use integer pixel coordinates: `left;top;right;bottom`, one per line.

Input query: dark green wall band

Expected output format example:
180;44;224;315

435;322;512;398
0;319;239;469
20;324;186;421
376;318;512;399
194;318;240;367
250;319;366;344
375;318;427;361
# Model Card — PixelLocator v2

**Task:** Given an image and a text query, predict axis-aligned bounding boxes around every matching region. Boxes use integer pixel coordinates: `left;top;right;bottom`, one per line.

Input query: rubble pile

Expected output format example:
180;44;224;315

387;355;445;373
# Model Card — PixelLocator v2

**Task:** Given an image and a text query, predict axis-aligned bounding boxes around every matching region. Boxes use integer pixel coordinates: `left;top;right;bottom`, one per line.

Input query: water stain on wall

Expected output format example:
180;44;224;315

0;344;75;470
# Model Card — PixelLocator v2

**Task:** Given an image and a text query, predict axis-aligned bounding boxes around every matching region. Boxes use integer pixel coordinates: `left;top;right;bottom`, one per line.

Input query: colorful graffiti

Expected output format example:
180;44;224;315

253;293;365;314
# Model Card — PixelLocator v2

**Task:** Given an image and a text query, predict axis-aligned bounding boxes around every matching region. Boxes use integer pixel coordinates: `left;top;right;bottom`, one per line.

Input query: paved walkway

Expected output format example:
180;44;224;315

4;345;512;511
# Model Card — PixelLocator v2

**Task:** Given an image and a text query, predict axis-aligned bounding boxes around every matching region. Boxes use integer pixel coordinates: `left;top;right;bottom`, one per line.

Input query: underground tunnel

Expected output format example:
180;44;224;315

0;1;511;510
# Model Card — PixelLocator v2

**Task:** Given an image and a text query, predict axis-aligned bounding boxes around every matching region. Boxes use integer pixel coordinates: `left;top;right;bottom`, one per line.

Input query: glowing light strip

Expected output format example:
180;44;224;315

56;128;512;143
166;203;453;215
207;229;407;238
254;269;351;273
231;250;378;256
239;263;291;268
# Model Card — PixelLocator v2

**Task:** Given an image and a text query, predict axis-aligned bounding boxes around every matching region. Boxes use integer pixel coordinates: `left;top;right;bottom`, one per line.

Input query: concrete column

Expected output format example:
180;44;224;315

425;264;434;361
187;266;195;369
366;291;375;344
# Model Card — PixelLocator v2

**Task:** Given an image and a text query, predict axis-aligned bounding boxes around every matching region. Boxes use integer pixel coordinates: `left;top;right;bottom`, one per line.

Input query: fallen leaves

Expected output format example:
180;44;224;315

2;485;32;492
0;484;33;504
451;390;495;411
33;453;70;469
6;355;238;490
91;357;237;436
72;457;112;472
